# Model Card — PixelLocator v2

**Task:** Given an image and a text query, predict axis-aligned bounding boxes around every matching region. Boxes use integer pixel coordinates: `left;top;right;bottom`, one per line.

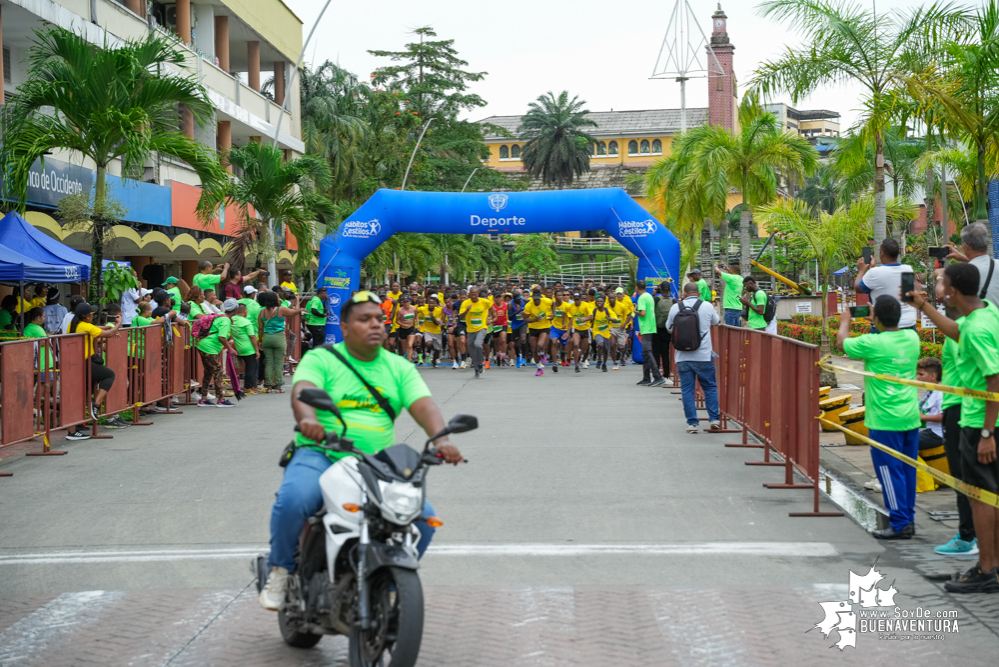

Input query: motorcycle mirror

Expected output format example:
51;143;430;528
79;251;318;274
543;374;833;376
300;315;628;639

298;387;337;413
447;414;478;434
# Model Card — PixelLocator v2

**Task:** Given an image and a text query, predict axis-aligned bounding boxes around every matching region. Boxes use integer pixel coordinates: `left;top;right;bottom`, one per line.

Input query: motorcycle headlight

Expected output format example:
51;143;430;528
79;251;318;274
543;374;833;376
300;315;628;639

378;480;423;522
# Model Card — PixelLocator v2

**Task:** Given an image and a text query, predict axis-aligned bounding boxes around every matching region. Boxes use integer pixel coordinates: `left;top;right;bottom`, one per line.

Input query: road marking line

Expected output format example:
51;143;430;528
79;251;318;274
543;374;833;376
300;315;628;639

0;541;837;565
0;591;124;663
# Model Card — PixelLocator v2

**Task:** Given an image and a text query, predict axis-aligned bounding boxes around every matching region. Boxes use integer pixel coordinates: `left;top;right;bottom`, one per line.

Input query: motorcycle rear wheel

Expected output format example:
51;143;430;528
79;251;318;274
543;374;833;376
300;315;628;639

279;608;323;649
348;567;423;667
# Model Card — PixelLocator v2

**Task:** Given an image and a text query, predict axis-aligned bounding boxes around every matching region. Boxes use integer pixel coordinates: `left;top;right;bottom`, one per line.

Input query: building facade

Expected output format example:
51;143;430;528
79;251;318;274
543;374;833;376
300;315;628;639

0;0;309;285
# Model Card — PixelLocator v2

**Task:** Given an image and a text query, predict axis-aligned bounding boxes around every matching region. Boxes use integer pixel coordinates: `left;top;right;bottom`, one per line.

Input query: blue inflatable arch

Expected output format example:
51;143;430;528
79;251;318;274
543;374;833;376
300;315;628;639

317;187;681;343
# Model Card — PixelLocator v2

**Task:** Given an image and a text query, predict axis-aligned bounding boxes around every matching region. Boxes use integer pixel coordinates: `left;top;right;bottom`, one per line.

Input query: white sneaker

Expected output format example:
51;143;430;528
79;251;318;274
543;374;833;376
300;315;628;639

460;360;467;369
171;396;180;405
686;424;698;434
583;360;589;369
191;392;202;402
613;364;619;371
452;360;459;370
207;392;216;401
259;567;290;611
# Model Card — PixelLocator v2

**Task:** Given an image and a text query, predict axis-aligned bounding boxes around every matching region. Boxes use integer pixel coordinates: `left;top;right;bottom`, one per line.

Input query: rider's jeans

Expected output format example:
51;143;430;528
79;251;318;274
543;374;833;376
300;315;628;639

269;447;437;571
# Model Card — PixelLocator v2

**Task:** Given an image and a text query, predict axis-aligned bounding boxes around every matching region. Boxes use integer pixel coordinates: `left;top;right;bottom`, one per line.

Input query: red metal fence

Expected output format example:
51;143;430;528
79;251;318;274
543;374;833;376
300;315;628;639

0;315;302;472
712;325;843;518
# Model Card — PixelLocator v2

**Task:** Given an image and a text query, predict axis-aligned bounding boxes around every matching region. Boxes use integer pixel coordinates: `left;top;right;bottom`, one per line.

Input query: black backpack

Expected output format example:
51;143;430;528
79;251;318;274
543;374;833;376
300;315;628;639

672;299;705;351
762;291;778;323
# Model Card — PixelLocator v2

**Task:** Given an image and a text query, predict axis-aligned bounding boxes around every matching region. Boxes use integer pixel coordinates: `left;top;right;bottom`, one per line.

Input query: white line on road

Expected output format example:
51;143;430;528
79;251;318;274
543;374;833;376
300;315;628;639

0;542;837;565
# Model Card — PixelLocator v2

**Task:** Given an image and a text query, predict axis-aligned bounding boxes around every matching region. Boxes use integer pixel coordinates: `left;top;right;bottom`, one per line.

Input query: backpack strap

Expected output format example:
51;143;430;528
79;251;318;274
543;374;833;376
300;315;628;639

980;259;995;300
321;344;398;421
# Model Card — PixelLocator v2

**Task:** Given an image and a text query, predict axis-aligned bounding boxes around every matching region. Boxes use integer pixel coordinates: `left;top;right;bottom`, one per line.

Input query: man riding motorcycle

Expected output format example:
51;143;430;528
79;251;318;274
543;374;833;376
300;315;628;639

260;291;464;610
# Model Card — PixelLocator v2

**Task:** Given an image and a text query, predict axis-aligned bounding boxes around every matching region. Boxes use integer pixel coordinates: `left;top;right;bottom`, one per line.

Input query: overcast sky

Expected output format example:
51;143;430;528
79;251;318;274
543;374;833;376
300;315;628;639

284;0;925;130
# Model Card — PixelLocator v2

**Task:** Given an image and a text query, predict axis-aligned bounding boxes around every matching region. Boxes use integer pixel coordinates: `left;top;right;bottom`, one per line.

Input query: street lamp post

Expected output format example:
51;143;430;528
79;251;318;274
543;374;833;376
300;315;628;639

400;117;436;191
461;167;484;192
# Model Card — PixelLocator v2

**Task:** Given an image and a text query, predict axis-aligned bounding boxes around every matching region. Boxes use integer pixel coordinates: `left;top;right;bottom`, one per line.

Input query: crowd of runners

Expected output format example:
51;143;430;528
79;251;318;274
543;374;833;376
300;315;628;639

368;279;666;379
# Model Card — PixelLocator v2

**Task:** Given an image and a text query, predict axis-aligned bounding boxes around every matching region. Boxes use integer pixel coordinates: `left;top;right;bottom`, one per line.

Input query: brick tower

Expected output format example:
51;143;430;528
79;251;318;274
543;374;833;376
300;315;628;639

707;4;736;132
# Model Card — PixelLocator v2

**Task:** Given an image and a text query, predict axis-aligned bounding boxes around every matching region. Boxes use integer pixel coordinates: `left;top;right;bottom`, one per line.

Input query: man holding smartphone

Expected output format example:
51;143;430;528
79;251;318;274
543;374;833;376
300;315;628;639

855;238;917;331
945;223;999;312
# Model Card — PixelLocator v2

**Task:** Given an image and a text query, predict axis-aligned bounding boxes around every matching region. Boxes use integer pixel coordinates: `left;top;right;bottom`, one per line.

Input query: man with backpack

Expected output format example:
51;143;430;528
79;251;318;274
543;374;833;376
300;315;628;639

666;282;722;434
653;280;674;380
740;277;777;334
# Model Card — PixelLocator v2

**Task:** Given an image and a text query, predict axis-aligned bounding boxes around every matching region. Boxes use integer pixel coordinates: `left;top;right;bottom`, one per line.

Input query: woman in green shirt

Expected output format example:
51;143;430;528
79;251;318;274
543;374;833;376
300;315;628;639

257;291;303;393
186;286;207;320
24;307;54;378
0;295;18;330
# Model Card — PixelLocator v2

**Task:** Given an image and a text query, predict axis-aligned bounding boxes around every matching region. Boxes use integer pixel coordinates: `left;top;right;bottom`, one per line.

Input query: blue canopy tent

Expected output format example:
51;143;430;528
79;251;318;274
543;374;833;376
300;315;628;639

0;211;90;280
0;244;81;282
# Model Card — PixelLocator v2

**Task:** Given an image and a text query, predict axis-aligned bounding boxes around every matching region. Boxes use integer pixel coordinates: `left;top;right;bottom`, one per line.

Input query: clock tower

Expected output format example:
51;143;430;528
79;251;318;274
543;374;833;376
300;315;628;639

707;4;737;132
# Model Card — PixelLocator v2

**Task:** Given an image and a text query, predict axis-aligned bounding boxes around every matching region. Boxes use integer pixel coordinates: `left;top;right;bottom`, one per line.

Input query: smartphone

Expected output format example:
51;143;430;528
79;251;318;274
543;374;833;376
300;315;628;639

928;247;949;261
901;272;915;302
849;305;871;318
862;247;872;265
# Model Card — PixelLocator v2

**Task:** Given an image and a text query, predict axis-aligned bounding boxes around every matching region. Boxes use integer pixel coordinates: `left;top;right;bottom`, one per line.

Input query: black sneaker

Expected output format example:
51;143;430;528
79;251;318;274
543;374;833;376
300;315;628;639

636;380;651;386
89;402;99;420
474;371;481;379
872;523;914;540
944;563;999;593
104;416;130;429
602;364;608;372
575;365;581;373
65;429;90;441
648;378;667;387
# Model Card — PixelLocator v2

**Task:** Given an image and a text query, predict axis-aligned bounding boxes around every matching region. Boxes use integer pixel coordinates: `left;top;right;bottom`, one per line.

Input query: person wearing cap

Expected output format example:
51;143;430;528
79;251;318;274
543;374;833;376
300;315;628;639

163;277;184;307
67;301;124;429
280;270;298;293
195;299;238;407
688;269;711;303
43;289;67;334
304;287;329;353
237;286;264;390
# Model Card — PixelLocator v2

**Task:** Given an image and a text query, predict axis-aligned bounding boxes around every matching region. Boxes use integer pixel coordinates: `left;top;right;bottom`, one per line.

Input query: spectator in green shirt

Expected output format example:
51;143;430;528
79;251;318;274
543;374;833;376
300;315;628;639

192;260;230;294
305;287;329;353
837;295;921;541
713;262;745;327
688;268;712;303
196;309;237;408
24;307;53;375
913;262;999;593
740;277;768;331
635;280;664;387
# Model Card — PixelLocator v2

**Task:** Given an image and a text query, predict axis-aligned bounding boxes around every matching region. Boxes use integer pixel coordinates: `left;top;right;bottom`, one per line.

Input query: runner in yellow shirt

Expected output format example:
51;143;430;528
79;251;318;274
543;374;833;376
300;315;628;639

458;287;492;378
564;292;595;372
549;290;572;368
609;292;634;370
522;289;553;376
591;295;621;372
418;295;444;368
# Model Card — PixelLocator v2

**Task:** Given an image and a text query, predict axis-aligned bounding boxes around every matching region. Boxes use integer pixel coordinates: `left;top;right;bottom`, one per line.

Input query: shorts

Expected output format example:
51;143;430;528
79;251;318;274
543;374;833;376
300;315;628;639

452;324;466;337
384;324;392;335
960;428;999;493
394;328;415;339
528;328;550;338
574;329;590;340
510;323;525;336
610;327;628;346
551;327;568;345
491;325;505;334
423;332;443;351
594;333;610;348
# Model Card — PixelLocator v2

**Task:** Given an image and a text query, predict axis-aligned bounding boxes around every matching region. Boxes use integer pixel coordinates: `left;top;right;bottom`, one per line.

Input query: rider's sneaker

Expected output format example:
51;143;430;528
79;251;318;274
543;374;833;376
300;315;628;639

259;567;290;611
935;534;979;556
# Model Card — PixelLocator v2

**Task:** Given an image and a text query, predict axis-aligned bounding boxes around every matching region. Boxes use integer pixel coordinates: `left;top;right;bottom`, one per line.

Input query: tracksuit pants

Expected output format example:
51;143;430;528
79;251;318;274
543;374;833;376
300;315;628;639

869;428;919;531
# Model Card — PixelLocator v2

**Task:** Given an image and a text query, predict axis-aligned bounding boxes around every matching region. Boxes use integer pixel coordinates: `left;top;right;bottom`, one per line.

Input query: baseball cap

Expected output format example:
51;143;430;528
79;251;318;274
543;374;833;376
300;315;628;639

73;302;99;317
223;298;239;312
688;268;702;275
614;287;625;293
164;276;179;284
140;288;153;297
243;285;257;295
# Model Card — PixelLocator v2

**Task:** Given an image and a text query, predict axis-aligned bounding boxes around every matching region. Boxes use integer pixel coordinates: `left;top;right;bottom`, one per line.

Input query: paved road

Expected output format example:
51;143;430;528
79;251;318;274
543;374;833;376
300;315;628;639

1;362;997;665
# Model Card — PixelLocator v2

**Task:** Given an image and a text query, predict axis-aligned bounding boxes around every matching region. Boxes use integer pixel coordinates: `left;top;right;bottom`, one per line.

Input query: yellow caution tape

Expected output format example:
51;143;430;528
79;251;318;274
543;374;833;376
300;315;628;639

818;417;999;509
818;355;999;402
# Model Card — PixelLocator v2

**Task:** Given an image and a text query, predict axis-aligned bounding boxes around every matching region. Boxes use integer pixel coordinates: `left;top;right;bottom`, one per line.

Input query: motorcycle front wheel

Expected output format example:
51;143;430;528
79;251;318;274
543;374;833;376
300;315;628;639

348;567;424;667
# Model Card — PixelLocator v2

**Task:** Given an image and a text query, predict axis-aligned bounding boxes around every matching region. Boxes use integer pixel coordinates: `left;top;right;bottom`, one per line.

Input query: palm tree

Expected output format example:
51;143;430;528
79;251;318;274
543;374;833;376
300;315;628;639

518;91;597;188
752;0;970;247
691;95;818;274
469;234;509;282
830;128;925;223
797;165;840;215
222;142;336;273
0;27;229;301
297;61;369;202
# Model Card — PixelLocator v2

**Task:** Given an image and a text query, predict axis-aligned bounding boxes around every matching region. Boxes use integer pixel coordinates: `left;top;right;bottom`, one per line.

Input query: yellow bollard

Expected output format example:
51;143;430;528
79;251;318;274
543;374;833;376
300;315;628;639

839;406;868;445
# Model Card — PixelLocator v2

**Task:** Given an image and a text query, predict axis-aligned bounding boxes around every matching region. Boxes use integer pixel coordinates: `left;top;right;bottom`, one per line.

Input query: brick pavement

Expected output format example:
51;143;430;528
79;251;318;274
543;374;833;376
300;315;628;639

1;583;996;666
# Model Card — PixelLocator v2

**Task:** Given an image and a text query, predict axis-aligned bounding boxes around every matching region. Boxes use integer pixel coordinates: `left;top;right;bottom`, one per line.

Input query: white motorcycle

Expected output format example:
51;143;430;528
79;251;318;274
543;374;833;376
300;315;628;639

254;387;476;667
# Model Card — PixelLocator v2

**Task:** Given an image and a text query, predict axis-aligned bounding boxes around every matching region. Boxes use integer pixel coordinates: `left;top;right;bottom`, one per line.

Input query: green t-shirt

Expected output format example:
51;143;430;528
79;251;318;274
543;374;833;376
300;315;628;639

192;273;221;292
230;315;256;356
188;301;205;320
696;278;711;302
165;286;183;307
0;309;12;329
130;314;155;356
720;272;744;310
292;342;432;459
196;316;231;354
24;323;53;370
746;289;767;329
306;296;327;327
842;329;921;431
957;303;999;429
636;291;657;335
940;317;963;410
239;298;262;335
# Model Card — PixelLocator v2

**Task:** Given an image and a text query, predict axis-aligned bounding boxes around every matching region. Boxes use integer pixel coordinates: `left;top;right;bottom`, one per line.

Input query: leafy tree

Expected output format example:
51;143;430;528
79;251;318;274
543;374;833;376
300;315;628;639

752;0;969;247
0;28;228;301
690;94;817;274
797;164;840;215
220;142;336;272
830;127;925;221
518;91;597;188
509;234;560;280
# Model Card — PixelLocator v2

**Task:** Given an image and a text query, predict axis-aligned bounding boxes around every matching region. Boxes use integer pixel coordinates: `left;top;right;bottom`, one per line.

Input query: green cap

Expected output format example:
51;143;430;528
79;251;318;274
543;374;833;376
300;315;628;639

164;277;179;284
